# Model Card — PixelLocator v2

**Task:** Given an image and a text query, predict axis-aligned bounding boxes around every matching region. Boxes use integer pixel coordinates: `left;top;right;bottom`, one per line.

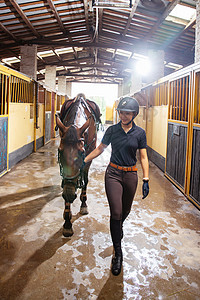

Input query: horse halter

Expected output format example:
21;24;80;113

58;147;85;189
58;122;90;189
57;97;98;190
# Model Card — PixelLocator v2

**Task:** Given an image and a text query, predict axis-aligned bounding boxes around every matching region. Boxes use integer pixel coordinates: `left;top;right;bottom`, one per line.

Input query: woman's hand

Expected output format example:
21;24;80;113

84;143;107;164
142;179;149;199
139;148;149;199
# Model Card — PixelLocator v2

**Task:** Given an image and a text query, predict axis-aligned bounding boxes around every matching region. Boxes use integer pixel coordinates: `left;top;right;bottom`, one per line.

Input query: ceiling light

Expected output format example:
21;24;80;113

135;59;151;75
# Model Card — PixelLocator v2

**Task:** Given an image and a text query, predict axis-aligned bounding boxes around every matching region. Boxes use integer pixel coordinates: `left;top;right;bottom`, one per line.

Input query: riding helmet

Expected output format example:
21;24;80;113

116;97;139;115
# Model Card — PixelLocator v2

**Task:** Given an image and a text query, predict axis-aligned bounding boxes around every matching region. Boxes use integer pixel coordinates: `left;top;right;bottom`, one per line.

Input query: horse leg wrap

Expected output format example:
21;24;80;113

80;192;88;215
63;203;73;237
80;194;87;203
63;209;72;220
63;203;72;221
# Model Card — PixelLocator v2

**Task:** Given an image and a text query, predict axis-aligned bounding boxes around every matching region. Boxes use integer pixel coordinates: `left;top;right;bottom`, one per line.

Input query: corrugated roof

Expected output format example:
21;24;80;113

0;0;197;83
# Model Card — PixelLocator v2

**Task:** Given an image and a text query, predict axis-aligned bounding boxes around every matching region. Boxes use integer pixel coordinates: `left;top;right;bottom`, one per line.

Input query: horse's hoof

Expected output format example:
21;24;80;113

62;227;74;237
80;206;88;215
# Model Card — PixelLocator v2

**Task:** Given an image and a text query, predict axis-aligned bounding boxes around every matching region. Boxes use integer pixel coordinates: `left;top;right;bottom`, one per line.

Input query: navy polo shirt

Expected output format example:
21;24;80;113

101;122;147;166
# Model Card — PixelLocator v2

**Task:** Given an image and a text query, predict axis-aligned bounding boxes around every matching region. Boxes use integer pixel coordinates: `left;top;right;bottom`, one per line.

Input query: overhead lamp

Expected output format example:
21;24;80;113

92;0;133;9
135;59;151;76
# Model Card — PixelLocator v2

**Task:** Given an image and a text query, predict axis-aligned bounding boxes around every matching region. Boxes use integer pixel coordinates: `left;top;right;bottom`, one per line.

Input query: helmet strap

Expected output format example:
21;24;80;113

122;113;136;126
124;118;133;126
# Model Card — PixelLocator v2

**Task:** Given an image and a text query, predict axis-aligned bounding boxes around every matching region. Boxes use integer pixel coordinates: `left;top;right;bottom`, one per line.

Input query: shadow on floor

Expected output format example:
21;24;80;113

97;268;124;300
0;228;69;300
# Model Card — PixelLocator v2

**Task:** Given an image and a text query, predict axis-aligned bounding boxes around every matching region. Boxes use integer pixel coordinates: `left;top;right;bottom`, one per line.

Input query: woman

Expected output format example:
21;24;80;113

84;96;149;276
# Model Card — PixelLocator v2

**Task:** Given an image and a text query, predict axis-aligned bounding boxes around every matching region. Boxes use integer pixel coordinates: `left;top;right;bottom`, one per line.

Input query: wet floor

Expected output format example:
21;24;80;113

0;130;200;300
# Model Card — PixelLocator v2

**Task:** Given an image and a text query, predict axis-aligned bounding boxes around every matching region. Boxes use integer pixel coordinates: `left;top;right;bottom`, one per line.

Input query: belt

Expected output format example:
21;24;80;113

109;162;138;172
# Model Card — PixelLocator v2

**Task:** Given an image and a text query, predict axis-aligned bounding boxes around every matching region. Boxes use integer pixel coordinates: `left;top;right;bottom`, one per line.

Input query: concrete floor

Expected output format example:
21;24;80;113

0;130;200;300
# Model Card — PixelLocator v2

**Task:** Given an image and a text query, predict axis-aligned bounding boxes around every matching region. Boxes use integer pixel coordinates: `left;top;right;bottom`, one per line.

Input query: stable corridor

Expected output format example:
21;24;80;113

0;131;200;300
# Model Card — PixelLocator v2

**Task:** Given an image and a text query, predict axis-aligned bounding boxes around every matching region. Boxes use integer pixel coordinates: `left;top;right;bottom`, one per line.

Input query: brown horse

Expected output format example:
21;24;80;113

56;93;101;237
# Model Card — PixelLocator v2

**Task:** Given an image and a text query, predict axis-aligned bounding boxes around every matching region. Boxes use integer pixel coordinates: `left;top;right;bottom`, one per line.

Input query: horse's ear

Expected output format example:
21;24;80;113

55;114;68;134
78;118;90;136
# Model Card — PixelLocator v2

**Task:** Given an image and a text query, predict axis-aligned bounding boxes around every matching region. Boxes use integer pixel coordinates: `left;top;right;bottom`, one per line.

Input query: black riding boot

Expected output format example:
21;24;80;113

110;218;123;276
120;218;125;240
121;212;129;240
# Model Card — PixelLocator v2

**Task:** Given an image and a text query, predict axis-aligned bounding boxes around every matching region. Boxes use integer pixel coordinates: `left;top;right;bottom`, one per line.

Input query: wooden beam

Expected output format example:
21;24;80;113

57;73;125;78
37;59;128;69
8;0;41;38
98;8;103;33
83;0;90;32
143;0;180;40
122;0;140;36
37;54;46;63
51;48;62;61
20;38;143;52
0;22;18;42
43;0;79;59
46;0;68;36
163;18;196;49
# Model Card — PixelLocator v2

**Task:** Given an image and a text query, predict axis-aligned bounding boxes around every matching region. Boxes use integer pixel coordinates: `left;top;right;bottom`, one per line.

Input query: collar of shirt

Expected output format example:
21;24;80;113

118;121;136;133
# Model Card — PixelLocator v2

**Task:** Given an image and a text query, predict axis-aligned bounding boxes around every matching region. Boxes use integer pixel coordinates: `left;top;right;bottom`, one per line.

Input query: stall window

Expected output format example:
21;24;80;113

169;76;189;122
0;73;9;115
194;72;200;124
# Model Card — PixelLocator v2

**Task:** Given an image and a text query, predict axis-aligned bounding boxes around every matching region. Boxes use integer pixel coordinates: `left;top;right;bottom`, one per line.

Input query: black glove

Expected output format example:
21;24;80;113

142;180;149;199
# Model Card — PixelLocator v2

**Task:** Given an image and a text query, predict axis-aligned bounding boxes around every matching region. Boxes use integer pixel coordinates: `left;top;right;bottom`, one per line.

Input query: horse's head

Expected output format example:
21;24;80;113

56;114;90;202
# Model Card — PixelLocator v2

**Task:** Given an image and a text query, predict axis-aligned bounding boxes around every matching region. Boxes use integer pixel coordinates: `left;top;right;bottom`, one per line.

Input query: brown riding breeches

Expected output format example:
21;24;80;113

105;165;138;221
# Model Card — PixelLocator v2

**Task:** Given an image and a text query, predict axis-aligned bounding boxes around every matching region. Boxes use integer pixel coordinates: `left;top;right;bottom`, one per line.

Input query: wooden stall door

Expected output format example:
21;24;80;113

0;73;9;177
165;75;190;191
0;117;8;176
166;122;187;189
188;71;200;207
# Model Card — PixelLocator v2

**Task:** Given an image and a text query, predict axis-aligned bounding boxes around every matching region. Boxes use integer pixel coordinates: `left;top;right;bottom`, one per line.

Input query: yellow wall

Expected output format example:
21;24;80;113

106;107;113;122
36;104;44;140
9;103;34;153
112;102;168;158
9;103;45;153
135;106;146;131
146;106;168;158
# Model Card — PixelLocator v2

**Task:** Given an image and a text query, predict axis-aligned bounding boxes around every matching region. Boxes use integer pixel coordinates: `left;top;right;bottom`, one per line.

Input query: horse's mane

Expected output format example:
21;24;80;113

60;95;101;125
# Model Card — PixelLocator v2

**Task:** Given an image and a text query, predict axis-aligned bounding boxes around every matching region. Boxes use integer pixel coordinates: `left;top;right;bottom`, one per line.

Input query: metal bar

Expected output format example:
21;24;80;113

169;83;171;118
176;79;179;120
198;73;200;124
27;81;29;102
14;77;16;103
10;76;13;102
185;76;189;122
16;77;19;103
21;79;24;102
25;81;27;103
179;78;182;121
1;74;3;115
182;77;185;121
6;76;9;114
172;81;175;119
28;81;31;102
18;78;21;102
185;71;194;195
1;74;3;114
4;75;8;114
23;80;28;103
21;79;23;102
